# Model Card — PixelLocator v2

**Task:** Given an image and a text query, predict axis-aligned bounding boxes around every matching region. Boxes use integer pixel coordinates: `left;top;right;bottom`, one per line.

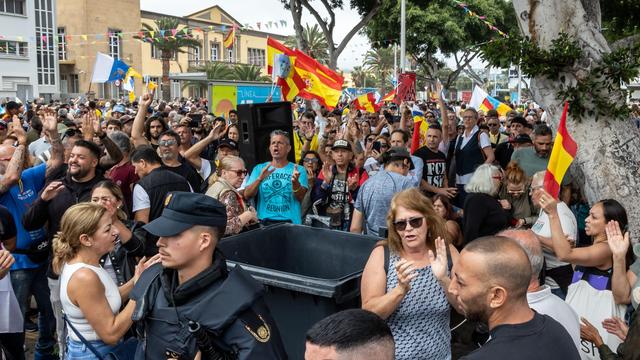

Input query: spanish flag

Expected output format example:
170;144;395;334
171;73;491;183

543;102;577;198
352;93;380;113
410;105;430;153
267;37;305;101
379;88;397;104
293;49;343;110
223;26;236;49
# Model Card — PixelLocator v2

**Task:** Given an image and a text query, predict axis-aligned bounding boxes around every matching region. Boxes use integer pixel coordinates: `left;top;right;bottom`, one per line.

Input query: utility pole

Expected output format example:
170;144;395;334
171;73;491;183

400;0;406;72
393;43;398;85
517;65;522;105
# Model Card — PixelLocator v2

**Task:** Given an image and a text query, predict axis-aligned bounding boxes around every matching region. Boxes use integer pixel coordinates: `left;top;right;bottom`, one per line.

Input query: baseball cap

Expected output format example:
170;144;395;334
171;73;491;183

143;192;227;237
217;138;238;151
331;139;352;151
383;147;414;170
509;134;533;144
112;104;126;114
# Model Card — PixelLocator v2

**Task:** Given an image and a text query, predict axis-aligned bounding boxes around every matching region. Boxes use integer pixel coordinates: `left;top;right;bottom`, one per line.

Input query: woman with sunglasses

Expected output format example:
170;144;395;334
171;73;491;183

361;188;460;360
363;135;390;177
299;151;323;217
206;155;257;235
462;164;510;245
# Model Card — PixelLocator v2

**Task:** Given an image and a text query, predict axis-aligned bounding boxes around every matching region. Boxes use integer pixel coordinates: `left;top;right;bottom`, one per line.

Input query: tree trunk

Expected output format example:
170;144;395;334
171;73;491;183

289;0;308;52
161;51;171;101
511;0;640;237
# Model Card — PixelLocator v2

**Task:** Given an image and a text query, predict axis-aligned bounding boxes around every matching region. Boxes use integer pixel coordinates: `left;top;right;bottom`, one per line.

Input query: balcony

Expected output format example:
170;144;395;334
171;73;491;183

188;59;240;71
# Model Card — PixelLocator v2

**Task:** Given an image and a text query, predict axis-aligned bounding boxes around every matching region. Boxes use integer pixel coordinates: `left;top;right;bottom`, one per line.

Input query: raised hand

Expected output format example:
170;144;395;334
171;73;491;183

537;189;559;215
207;122;227;141
41;108;59;137
306;167;316;188
139;91;153;108
0;250;15;275
347;172;359;191
395;259;418;294
41;181;65;201
427;237;449;281
606;220;630;259
258;164;276;183
321;162;333;184
292;164;301;188
602;317;629;341
580;317;604;347
133;254;162;284
10;115;27;146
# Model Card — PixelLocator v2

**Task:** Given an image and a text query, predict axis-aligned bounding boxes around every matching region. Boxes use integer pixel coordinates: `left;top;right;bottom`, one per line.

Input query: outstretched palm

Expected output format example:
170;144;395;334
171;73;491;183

606;220;629;258
428;237;449;281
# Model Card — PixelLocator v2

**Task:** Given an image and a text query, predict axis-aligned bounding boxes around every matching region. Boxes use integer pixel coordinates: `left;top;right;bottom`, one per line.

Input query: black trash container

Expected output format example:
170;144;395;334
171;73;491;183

219;223;379;359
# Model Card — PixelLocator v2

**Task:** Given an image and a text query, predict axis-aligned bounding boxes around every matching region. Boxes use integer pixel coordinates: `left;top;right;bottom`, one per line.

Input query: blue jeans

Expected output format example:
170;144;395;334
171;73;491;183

10;266;56;356
66;338;114;360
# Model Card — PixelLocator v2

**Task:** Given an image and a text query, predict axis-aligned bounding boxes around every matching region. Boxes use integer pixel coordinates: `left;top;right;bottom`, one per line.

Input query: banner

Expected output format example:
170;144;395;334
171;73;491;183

210;85;237;117
397;72;416;102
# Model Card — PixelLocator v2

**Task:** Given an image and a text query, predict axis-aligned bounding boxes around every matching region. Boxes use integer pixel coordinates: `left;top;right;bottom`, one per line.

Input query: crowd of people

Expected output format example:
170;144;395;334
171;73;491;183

0;88;638;360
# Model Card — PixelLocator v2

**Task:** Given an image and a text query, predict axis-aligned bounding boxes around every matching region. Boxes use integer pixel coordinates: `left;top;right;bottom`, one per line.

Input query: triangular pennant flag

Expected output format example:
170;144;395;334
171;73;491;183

150;31;155;38
171;29;177;36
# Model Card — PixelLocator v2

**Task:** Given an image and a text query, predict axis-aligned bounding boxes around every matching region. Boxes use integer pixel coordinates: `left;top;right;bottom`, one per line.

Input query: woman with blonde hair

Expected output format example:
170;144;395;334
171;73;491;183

53;203;158;359
361;188;460;360
499;161;536;228
206;155;257;235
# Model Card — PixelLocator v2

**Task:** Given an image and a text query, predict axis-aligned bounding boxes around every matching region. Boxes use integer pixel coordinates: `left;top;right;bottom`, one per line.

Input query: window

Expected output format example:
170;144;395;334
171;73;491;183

69;74;79;93
188;45;201;66
0;40;28;57
57;27;66;60
247;48;265;67
35;0;55;85
151;44;176;60
210;41;219;61
108;29;121;59
0;0;26;15
226;45;235;63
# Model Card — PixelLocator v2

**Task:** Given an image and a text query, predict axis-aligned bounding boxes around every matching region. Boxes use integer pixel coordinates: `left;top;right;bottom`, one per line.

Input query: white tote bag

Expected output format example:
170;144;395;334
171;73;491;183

566;280;626;360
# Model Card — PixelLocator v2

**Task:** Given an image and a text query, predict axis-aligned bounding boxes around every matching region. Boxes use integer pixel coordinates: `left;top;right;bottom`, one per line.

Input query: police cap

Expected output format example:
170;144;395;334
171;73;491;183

143;192;227;237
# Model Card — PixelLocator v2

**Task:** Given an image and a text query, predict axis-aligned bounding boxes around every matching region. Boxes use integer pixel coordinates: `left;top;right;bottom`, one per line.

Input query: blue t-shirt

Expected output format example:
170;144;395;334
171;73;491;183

0;163;47;270
247;162;308;224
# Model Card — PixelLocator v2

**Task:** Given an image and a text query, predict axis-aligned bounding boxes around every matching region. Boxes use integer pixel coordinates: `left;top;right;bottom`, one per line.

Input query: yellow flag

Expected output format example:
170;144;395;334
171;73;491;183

81;34;88;41
129;91;136;103
147;81;158;92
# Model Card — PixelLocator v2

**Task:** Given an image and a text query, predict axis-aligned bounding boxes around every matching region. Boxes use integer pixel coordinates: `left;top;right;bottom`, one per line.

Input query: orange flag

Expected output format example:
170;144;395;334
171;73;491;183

543;102;577;198
353;93;381;113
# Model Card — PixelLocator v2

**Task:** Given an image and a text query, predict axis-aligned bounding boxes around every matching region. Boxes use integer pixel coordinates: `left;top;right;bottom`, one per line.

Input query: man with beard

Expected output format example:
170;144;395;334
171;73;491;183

23;139;107;358
511;124;572;202
245;130;308;225
494;116;527;169
157;130;203;192
447;236;579;360
293;111;319;163
414;124;457;198
132;92;168;149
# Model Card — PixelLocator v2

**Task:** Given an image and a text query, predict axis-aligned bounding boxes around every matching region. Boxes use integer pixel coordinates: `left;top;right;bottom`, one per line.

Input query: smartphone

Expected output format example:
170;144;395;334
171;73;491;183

189;114;202;127
372;141;382;152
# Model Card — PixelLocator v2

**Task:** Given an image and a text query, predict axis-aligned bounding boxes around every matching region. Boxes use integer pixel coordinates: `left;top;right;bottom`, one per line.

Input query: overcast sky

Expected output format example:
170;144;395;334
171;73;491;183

140;0;372;71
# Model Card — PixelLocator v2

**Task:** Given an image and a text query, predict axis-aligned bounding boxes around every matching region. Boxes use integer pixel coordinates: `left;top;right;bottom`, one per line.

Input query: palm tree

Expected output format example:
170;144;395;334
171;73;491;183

285;24;329;65
350;66;369;88
363;47;394;92
232;64;271;82
182;62;234;92
136;17;202;101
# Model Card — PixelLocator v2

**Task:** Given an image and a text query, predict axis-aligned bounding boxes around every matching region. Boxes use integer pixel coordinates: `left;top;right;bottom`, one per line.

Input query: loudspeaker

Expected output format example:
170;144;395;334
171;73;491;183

238;101;295;170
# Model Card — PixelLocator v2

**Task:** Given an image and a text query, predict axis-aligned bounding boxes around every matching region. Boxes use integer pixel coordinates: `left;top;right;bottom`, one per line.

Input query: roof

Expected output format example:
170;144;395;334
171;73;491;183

185;5;242;26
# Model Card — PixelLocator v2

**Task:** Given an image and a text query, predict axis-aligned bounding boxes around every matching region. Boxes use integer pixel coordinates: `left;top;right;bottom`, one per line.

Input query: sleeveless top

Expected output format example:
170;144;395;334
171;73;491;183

386;252;451;360
60;262;122;341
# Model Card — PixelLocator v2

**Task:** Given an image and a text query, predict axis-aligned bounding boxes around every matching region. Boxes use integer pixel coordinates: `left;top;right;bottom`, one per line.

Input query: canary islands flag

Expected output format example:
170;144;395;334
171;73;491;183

543;102;577;198
469;85;512;116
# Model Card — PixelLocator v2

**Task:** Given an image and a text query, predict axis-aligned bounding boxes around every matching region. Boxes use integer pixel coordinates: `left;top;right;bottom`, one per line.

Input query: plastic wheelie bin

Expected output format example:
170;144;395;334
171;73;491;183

218;223;379;359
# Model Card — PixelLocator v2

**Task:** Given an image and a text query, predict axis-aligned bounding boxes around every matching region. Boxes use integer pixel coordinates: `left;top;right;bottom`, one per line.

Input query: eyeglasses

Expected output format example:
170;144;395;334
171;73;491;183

228;169;248;177
158;139;177;147
303;158;319;163
393;217;424;231
487;123;499;127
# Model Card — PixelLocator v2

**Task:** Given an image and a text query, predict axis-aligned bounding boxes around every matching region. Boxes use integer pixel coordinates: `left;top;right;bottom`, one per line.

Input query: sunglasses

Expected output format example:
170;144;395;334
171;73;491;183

62;128;80;140
393;217;424;231
487;123;499;127
303;158;319;163
228;169;248;176
158;139;177;147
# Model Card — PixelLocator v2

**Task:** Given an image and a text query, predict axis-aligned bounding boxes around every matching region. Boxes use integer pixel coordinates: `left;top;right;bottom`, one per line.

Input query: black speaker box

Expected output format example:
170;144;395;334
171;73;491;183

237;101;295;170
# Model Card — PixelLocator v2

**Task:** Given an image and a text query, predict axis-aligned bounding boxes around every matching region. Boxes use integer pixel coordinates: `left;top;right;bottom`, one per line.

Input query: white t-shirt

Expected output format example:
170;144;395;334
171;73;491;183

198;158;213;180
531;201;577;288
132;184;150;213
528;285;581;351
0;244;23;333
455;126;491;185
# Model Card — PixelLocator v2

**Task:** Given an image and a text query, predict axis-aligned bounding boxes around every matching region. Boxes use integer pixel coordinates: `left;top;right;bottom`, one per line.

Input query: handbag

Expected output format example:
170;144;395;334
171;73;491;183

63;314;137;360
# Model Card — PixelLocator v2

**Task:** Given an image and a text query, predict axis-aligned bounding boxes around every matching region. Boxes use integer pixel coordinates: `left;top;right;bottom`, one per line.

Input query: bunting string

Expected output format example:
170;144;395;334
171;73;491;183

454;1;508;38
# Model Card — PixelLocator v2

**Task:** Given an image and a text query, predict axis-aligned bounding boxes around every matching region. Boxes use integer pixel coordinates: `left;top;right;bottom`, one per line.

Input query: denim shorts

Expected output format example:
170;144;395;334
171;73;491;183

66;338;114;359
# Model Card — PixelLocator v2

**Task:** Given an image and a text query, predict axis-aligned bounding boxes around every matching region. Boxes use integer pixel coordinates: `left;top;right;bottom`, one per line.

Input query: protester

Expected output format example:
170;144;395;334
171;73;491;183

305;309;395;360
432;194;463;248
53;202;157;359
389;129;424;187
529;171;577;298
130;192;287;359
449;236;580;359
363;135;390;177
105;131;138;214
361;188;460;359
91;180;146;285
294;111;319;163
499;229;581;350
486;109;507;147
462;164;509;244
156;130;203;191
300;150;323;217
414;124;457;198
538;192;632;359
205;155;258;235
130;145;191;255
498;161;536;227
245;129;308;225
0;206;23;360
351;147;415;237
494;116;528;168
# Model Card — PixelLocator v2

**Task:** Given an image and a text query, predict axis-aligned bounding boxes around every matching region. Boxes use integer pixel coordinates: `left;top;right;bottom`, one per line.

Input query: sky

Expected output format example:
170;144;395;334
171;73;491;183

140;0;372;71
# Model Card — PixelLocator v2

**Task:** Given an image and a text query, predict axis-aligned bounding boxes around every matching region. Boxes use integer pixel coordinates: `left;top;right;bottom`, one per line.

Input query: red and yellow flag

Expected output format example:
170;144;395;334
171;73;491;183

353;93;380;113
379;88;397;104
223;26;236;49
293;49;344;110
543;102;577;198
266;37;305;101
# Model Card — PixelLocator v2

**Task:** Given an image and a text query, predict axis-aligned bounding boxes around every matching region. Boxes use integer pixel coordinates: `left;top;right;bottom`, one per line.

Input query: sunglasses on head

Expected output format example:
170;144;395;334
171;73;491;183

393;216;424;231
158;139;177;147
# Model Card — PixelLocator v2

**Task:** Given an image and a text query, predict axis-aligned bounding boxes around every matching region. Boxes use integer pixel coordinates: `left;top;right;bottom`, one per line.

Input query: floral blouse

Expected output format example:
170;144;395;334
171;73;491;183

219;190;245;235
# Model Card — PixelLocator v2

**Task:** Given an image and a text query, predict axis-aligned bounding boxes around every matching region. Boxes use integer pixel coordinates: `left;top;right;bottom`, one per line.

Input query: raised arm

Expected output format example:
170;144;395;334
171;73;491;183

183;123;226;170
99;133;123;170
132;92;152;147
0;116;27;194
41;110;64;179
607;221;636;305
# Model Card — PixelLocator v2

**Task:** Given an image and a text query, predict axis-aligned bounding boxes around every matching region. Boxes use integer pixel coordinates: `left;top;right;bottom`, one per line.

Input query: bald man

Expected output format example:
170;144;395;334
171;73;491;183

499;229;580;351
449;236;579;360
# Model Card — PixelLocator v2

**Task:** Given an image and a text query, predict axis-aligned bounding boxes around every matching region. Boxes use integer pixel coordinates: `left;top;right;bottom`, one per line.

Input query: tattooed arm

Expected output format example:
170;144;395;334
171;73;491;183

41;109;64;179
0;116;27;194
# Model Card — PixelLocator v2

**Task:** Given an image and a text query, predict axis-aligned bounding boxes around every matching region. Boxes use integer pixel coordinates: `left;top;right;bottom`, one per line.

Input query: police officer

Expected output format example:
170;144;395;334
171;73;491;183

130;192;287;359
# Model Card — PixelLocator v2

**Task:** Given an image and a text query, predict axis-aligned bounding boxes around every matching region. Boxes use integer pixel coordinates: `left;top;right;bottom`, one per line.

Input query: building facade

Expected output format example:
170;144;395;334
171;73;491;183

0;0;59;100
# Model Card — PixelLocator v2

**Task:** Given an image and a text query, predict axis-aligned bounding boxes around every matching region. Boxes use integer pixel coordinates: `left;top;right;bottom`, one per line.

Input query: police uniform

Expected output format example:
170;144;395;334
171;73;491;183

130;192;287;359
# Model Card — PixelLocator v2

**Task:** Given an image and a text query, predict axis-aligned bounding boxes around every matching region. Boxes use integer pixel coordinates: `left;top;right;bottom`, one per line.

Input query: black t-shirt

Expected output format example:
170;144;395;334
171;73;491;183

461;312;579;360
0;204;17;241
413;146;447;189
164;159;203;193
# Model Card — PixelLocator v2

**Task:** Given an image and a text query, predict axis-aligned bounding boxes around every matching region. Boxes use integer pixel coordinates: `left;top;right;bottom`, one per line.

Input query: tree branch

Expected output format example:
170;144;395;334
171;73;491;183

319;0;336;35
290;0;308;51
334;1;382;64
611;34;640;51
300;0;333;45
